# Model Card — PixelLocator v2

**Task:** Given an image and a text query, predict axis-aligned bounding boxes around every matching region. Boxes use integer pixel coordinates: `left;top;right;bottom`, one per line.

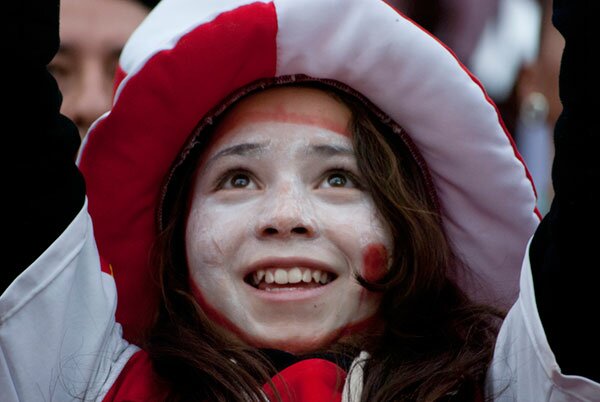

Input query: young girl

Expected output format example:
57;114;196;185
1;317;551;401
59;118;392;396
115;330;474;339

4;0;598;401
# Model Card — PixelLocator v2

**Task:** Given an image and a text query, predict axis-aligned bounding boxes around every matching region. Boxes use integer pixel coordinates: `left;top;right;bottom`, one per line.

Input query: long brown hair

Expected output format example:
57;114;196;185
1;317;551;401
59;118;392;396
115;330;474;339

147;83;503;401
343;90;503;401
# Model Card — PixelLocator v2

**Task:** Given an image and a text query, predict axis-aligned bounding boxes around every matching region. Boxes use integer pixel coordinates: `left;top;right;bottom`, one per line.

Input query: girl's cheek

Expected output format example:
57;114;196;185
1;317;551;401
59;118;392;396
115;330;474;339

362;243;388;282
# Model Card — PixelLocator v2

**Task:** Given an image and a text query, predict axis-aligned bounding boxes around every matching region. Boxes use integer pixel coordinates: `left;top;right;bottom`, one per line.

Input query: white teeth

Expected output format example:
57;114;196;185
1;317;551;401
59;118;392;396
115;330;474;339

249;267;333;286
288;268;302;283
253;269;266;286
274;269;288;284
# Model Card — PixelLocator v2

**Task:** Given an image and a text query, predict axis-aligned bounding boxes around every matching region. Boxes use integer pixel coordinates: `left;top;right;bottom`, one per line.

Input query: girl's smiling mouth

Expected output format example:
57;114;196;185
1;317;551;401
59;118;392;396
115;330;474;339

242;257;339;291
244;267;337;290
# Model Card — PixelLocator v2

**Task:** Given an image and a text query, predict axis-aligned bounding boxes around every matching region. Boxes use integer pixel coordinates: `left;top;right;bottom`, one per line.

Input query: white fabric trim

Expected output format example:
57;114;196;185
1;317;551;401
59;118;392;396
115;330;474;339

486;238;600;401
341;351;369;402
0;201;138;402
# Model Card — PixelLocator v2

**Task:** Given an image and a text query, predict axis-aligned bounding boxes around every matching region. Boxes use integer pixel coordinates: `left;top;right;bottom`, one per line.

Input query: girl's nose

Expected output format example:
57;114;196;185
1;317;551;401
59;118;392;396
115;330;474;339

254;184;319;239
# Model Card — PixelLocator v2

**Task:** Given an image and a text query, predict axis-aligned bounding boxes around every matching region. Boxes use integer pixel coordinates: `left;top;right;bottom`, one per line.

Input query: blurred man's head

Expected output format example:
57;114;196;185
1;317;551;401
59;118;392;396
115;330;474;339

51;0;153;138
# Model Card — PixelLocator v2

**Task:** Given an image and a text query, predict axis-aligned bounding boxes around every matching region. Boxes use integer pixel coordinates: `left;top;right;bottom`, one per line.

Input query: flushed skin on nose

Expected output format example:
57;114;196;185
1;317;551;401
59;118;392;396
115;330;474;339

185;87;393;353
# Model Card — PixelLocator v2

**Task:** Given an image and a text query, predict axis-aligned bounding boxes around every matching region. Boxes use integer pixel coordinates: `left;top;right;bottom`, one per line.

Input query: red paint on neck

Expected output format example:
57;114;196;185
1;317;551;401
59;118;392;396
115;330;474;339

362;243;388;282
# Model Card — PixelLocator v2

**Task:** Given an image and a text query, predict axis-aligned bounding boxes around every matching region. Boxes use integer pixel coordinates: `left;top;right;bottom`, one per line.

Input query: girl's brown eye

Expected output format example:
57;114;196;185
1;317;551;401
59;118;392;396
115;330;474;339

230;174;251;188
327;173;348;187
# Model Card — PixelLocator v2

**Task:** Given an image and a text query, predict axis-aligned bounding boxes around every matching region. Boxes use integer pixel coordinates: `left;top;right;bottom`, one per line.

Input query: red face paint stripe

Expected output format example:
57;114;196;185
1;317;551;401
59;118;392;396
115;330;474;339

80;2;278;342
215;109;351;137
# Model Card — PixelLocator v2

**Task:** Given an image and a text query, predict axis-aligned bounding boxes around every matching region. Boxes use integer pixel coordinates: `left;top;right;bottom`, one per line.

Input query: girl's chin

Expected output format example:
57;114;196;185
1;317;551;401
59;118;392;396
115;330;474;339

241;318;381;354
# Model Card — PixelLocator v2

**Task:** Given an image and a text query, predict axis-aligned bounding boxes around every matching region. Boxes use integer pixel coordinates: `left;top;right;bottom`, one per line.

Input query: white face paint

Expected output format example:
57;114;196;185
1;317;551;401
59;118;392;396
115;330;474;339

185;87;392;354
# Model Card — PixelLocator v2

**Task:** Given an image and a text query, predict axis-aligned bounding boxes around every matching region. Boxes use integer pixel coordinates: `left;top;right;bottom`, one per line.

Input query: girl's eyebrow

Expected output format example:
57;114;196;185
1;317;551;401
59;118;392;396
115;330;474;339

204;142;354;170
308;144;354;157
205;142;268;168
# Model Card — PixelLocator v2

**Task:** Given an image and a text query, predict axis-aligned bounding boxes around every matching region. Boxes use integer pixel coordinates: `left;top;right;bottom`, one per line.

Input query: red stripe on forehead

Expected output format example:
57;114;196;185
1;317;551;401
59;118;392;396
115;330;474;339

81;2;278;342
217;109;351;137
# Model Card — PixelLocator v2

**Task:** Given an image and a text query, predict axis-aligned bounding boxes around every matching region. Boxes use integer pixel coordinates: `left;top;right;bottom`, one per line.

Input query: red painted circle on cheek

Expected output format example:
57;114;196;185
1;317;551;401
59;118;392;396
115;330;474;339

362;243;388;282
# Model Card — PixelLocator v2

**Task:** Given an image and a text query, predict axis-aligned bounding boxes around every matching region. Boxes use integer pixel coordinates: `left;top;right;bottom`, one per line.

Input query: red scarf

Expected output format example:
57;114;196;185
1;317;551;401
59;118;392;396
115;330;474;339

263;358;347;401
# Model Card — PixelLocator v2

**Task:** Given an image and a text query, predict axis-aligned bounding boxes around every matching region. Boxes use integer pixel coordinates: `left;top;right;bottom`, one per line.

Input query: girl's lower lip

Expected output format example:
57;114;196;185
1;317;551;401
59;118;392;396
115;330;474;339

245;281;334;301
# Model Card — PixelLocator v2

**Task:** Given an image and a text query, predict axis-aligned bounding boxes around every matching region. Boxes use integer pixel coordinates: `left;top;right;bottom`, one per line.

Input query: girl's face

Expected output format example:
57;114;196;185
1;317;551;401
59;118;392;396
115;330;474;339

185;87;392;353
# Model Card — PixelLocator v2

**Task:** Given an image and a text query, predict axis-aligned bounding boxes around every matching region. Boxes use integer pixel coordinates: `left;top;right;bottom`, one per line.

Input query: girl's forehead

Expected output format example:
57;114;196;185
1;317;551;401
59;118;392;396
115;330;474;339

211;86;353;144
